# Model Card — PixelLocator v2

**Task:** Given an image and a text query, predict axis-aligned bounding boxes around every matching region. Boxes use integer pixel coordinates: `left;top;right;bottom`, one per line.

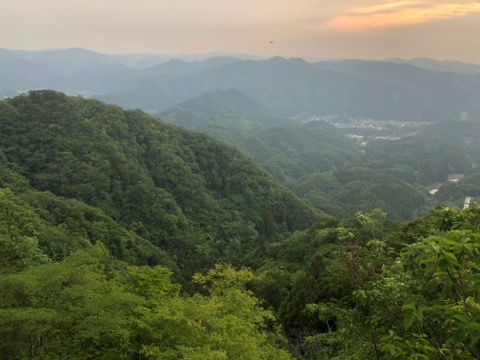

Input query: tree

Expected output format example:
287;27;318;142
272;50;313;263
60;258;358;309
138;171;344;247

304;207;480;359
0;245;141;359
0;189;48;274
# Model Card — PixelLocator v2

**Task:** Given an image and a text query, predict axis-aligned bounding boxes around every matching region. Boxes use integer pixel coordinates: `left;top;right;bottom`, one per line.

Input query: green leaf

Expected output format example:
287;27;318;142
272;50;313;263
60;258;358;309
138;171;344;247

467;329;480;345
402;304;416;311
415;307;424;324
442;251;458;265
452;330;467;344
404;311;415;330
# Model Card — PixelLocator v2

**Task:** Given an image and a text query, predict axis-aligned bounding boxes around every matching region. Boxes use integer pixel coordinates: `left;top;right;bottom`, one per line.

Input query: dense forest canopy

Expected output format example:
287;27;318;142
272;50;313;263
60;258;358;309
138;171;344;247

1;91;480;359
0;91;318;279
159;94;478;220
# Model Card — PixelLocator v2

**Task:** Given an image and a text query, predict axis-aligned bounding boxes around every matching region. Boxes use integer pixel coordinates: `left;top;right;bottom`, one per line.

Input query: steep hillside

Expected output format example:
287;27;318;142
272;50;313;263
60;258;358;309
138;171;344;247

232;121;362;182
287;135;471;219
0;91;318;278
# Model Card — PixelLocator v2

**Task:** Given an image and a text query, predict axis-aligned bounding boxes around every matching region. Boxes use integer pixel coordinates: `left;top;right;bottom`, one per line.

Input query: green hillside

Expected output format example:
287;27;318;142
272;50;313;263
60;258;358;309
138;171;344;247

0;91;318;279
2;90;480;359
232;121;361;182
287;136;470;220
154;95;446;220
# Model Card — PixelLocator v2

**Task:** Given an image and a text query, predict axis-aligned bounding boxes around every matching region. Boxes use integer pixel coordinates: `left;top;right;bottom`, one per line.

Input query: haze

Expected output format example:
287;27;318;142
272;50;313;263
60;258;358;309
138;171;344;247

2;0;480;62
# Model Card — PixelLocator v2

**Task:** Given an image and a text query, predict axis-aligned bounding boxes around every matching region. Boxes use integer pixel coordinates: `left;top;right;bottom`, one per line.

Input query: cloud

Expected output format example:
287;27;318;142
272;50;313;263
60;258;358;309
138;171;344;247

324;1;480;32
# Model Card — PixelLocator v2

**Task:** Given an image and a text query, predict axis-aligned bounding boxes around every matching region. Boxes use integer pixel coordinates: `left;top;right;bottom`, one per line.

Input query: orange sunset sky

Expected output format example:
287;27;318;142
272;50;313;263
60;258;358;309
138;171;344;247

2;0;480;62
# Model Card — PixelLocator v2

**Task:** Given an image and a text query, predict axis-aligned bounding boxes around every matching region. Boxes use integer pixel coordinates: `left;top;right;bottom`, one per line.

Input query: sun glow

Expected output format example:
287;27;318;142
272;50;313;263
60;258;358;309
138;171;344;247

325;1;480;32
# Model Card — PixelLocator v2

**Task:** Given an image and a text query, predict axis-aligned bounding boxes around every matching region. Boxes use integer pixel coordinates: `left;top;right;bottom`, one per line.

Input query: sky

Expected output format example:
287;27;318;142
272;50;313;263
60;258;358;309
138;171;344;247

2;0;480;63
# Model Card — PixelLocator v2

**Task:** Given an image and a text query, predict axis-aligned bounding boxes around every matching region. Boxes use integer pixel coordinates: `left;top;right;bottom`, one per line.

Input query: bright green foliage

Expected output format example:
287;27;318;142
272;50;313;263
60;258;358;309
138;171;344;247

130;264;291;359
184;265;290;359
300;206;480;359
390;229;480;359
0;245;141;359
0;189;49;274
0;248;291;359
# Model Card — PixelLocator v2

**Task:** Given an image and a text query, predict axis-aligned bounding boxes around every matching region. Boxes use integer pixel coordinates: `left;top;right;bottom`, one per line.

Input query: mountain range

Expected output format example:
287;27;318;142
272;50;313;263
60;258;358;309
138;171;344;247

2;48;480;121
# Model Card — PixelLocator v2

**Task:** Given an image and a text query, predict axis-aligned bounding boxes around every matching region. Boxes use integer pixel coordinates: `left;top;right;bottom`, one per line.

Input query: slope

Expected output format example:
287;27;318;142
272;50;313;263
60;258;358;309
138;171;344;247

232;121;362;182
156;88;290;140
0;90;318;278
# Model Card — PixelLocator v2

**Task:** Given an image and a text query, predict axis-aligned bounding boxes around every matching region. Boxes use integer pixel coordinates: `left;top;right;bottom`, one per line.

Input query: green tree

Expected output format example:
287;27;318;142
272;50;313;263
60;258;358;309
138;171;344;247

0;189;48;274
304;207;480;359
131;264;291;359
0;245;140;359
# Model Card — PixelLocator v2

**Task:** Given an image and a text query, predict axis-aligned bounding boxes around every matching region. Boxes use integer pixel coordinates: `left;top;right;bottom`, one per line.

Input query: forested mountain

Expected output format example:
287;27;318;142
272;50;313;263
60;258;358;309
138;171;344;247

286;135;472;219
157;94;361;182
0;91;318;279
156;88;288;139
232;121;361;182
0;48;245;94
2;51;480;358
157;93;475;220
2;91;480;359
160;88;271;120
416;121;480;166
290;169;431;220
0;48;147;90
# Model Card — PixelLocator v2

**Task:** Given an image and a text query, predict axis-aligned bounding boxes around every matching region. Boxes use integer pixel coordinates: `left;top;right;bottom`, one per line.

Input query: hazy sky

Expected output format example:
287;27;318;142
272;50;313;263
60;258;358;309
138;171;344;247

2;0;480;63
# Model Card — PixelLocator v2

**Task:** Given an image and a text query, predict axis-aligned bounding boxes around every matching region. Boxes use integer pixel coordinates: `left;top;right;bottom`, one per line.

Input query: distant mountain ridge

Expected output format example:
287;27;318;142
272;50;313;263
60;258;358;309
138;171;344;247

157;88;279;135
389;57;480;74
168;88;270;117
97;56;480;121
2;48;480;121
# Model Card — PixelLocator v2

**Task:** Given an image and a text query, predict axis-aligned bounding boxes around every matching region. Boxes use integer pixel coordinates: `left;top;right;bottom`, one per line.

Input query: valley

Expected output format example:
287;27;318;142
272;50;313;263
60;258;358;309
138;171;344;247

1;48;480;359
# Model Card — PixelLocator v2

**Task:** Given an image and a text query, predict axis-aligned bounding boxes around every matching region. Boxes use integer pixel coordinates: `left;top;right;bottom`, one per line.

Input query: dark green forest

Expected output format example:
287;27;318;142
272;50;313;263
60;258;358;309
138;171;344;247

0;91;317;278
158;90;478;221
1;91;480;359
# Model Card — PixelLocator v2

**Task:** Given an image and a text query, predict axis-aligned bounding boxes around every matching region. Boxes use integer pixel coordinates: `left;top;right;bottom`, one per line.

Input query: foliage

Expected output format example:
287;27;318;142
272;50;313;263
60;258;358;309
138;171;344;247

365;136;471;186
0;189;49;274
290;169;431;220
0;247;291;359
298;206;480;359
4;90;480;359
233;121;361;183
0;91;318;279
0;245;140;359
